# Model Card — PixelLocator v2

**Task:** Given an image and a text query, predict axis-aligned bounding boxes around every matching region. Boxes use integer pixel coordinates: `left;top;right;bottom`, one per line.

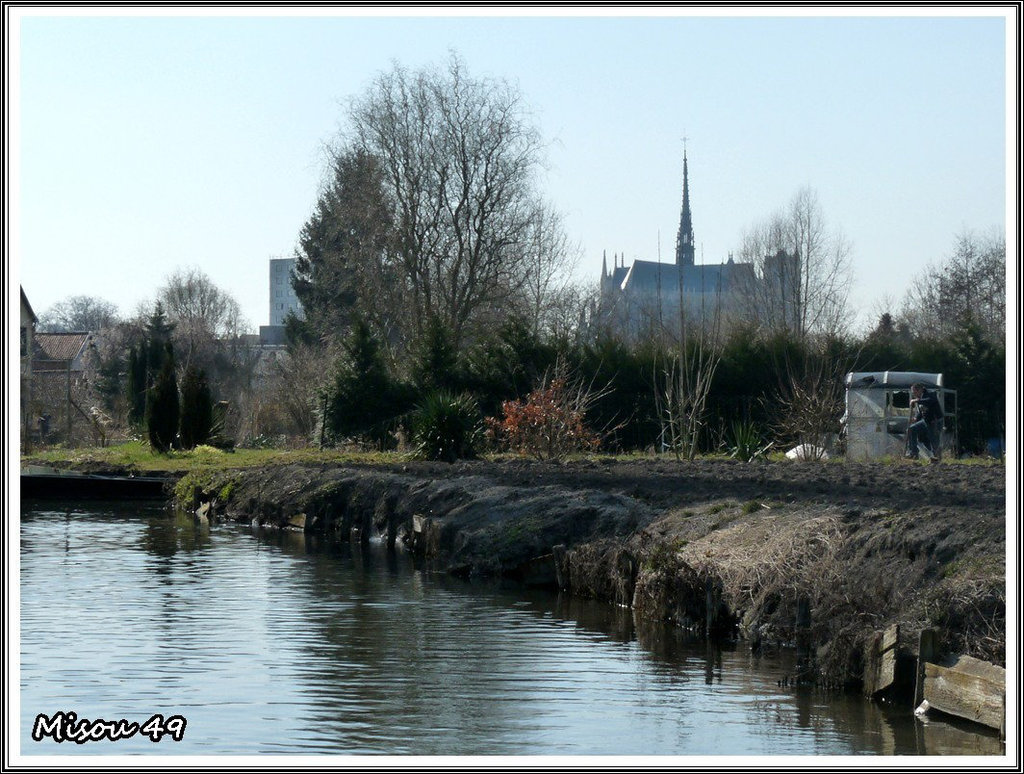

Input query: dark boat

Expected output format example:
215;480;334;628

20;466;172;500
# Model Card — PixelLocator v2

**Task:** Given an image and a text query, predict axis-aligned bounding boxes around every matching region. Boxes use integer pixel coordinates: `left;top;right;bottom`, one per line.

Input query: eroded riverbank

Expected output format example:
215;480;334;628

170;457;1006;699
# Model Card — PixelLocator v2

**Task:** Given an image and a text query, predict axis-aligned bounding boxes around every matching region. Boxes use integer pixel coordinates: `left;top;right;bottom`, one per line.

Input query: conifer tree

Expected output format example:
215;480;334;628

144;302;175;384
146;343;179;452
327;318;410;447
179;364;213;450
411;316;463;397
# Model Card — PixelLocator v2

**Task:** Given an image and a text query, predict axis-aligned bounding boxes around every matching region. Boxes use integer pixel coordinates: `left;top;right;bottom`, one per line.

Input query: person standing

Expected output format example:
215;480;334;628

906;382;944;463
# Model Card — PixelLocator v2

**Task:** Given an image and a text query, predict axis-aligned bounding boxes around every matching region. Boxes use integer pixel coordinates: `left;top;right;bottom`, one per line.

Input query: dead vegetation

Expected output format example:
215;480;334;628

641;494;1005;686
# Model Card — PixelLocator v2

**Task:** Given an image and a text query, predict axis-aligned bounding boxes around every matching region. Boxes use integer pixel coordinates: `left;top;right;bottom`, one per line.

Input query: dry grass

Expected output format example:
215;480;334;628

682;509;847;609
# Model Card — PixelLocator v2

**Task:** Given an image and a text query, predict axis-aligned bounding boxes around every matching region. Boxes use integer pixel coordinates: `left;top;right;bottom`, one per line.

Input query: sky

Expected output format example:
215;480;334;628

8;6;1015;337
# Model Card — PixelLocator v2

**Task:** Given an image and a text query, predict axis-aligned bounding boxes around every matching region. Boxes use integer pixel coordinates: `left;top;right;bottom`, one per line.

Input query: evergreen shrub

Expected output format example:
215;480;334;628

327;318;412;448
411;391;482;463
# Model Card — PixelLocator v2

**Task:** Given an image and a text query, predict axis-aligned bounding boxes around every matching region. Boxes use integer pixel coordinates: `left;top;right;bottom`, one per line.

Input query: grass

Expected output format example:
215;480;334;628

22;441;1004;475
940;555;1004;582
21;440;401;475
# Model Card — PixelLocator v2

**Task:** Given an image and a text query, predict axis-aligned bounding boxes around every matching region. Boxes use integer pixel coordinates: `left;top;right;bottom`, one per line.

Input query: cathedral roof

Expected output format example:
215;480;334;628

620;259;753;295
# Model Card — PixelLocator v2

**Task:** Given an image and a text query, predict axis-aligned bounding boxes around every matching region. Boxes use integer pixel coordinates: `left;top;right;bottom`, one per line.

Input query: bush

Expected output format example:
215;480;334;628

411;391;483;463
488;376;599;460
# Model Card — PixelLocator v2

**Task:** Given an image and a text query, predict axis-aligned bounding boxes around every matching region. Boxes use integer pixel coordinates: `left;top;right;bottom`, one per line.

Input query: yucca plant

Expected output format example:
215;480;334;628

411;391;483;463
728;420;772;462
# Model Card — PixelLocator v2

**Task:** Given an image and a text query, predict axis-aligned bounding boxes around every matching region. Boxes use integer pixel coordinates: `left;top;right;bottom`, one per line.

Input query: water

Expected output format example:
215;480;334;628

19;501;1003;758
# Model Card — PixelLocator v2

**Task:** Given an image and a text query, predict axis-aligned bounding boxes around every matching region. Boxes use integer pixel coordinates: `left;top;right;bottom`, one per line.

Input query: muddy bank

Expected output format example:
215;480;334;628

174;457;1006;693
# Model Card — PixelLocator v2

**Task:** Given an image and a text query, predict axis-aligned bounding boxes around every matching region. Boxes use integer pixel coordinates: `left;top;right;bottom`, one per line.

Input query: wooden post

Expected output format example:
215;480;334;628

864;624;901;697
915;628;937;709
878;624;900;694
705;577;715;639
795;596;812;682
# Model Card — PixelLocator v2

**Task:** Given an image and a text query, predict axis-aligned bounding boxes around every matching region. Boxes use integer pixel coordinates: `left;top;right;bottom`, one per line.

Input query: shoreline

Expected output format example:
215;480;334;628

163;456;1005;704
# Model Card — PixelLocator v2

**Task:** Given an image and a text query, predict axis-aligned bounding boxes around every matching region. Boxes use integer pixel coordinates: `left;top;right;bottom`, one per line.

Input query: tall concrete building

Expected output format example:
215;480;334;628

269;257;303;326
259;257;304;345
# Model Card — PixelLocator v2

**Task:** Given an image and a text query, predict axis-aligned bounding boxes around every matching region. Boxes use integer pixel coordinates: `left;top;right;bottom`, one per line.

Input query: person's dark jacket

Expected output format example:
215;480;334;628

916;389;944;423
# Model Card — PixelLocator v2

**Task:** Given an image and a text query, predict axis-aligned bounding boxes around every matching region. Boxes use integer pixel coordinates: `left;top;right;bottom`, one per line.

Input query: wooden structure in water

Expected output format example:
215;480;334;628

865;624;1005;737
21;466;171;500
914;629;1005;737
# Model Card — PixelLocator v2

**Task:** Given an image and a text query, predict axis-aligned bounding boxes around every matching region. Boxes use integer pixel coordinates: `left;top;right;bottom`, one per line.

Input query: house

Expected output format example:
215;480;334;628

21;287;37;376
32;332;97;374
27;330;105;447
21;287;38;446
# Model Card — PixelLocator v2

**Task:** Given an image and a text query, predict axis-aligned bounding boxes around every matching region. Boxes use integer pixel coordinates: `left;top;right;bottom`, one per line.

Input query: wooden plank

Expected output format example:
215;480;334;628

878;644;897;692
881;623;900;653
862;630;883;696
914;629;937;708
923;656;1005;731
864;624;901;696
875;623;900;694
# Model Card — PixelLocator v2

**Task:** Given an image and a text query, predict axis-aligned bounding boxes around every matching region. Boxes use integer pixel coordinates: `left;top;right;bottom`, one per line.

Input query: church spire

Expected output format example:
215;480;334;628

675;150;695;267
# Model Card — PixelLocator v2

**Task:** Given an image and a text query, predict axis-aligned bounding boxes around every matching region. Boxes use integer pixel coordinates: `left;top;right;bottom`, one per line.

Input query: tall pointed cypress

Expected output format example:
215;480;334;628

144;302;175;385
146;343;179;452
179;364;213;450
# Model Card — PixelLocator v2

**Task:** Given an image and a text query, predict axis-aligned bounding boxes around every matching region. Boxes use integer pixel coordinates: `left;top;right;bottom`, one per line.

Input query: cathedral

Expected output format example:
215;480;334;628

597;153;798;341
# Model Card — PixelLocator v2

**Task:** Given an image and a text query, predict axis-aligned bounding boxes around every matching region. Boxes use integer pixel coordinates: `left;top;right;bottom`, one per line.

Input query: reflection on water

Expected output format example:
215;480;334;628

19;502;1003;757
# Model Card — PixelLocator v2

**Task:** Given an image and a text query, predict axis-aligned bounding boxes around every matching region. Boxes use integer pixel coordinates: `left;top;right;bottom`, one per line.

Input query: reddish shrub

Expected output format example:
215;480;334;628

487;377;599;460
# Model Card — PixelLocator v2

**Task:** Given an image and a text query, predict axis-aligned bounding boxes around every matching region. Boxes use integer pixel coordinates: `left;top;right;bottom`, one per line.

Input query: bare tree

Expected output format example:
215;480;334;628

770;341;851;459
735;187;853;339
900;228;1005;344
789;188;853;338
657;274;725;460
518;203;583;338
735;213;793;333
37;295;120;332
339;52;571;351
157;267;248;372
272;341;333;441
538;280;598;345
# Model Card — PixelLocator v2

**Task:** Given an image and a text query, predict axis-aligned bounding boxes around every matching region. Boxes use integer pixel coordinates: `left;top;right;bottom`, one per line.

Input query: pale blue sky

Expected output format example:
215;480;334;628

10;8;1013;334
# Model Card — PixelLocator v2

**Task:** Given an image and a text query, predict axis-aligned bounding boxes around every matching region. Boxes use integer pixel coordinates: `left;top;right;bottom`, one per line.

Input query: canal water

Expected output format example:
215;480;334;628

18;501;1003;758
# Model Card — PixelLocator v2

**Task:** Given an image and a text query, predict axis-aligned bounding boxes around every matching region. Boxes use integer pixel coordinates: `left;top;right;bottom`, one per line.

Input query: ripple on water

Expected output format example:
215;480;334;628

18;505;1003;757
